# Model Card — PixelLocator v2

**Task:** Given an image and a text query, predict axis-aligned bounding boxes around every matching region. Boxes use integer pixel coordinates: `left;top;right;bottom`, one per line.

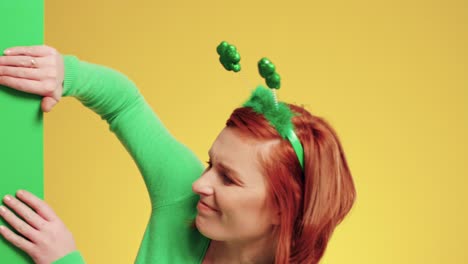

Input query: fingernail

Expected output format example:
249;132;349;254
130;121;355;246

0;206;6;213
3;49;10;55
17;190;24;196
3;195;11;202
0;226;5;231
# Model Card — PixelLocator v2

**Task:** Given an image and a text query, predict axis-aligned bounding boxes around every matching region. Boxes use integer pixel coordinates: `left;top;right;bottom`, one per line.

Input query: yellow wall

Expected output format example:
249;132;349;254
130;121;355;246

44;0;468;263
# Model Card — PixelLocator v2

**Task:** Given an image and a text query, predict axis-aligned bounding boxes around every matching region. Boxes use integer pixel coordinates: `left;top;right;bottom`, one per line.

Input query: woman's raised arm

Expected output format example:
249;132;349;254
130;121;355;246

0;45;205;263
0;45;204;203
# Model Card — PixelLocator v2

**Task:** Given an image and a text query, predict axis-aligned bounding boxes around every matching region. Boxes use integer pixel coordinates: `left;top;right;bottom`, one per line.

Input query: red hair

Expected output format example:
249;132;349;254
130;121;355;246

226;105;356;264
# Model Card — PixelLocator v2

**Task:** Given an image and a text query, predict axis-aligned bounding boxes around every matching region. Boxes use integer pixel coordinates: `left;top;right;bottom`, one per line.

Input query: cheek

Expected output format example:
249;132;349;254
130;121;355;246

219;190;275;240
198;188;275;241
218;189;271;225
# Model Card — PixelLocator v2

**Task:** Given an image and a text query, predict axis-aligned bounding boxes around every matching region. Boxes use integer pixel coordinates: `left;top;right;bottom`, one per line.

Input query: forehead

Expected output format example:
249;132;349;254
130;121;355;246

210;127;254;158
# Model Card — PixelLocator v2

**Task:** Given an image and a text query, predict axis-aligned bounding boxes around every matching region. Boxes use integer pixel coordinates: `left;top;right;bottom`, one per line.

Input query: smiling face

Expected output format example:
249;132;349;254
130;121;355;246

192;126;279;242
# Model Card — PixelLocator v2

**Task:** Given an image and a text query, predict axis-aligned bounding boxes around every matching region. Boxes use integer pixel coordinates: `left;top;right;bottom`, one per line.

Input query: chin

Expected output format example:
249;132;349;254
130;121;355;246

195;215;210;236
195;215;223;240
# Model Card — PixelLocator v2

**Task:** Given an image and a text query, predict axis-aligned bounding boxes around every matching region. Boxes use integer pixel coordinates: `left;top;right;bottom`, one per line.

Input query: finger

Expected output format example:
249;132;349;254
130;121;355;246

41;97;58;113
0;56;44;68
0;225;35;254
3;45;56;57
0;76;51;96
0;205;40;243
16;190;57;222
3;194;48;231
0;66;43;80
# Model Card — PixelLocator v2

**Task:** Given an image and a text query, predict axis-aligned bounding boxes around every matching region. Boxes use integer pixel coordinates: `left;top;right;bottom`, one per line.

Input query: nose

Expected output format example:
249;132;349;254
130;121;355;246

192;171;215;196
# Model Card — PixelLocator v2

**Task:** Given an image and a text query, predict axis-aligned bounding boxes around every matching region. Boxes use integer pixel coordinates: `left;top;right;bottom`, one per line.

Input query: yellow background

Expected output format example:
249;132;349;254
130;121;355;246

43;0;467;263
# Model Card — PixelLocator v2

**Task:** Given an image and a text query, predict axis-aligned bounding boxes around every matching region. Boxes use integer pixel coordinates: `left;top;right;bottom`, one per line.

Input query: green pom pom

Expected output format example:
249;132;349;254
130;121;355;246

217;41;241;72
217;41;229;55
226;46;239;61
258;58;276;78
266;73;281;89
257;57;281;89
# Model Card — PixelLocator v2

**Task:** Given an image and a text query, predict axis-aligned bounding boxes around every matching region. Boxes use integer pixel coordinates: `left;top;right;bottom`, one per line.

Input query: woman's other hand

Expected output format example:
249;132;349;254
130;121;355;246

0;190;77;264
0;45;64;112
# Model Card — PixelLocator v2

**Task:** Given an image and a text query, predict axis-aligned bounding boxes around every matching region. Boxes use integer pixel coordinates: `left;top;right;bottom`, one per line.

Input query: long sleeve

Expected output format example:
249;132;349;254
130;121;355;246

52;56;209;264
62;55;204;206
52;251;85;264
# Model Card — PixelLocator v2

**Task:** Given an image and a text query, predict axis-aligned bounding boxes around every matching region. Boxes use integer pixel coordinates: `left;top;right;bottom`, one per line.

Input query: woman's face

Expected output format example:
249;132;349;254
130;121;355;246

192;127;279;242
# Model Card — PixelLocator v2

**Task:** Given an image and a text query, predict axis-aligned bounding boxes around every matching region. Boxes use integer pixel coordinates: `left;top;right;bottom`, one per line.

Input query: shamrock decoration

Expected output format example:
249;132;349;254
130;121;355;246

258;57;281;89
217;41;241;72
214;41;302;169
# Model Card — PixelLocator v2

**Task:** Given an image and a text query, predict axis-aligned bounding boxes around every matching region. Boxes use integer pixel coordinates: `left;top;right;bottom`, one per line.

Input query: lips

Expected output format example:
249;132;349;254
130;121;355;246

199;200;218;212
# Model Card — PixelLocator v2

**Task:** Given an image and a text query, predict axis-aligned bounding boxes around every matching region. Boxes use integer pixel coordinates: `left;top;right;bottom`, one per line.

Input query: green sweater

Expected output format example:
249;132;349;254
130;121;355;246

53;56;210;264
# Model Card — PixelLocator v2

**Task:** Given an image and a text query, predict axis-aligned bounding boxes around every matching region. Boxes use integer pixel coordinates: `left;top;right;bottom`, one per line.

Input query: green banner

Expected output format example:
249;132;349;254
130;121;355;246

0;0;44;262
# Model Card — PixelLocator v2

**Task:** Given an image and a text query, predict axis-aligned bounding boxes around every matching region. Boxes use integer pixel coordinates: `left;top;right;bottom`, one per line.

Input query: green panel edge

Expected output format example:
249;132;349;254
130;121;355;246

0;0;44;263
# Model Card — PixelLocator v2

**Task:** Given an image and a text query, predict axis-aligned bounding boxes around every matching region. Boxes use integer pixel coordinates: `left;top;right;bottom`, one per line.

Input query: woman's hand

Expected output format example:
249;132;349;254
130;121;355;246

0;45;64;112
0;190;77;264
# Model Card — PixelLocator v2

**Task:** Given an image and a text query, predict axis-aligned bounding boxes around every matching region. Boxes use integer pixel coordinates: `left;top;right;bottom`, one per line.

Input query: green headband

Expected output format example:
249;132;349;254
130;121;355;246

217;41;304;170
243;86;304;169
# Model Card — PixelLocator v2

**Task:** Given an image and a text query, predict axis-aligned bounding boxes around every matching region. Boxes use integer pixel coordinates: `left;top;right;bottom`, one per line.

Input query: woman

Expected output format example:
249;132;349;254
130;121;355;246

0;45;356;264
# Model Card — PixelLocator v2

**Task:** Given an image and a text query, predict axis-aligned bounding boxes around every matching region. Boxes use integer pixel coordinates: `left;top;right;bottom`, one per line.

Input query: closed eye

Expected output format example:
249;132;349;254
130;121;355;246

221;173;235;186
205;160;236;186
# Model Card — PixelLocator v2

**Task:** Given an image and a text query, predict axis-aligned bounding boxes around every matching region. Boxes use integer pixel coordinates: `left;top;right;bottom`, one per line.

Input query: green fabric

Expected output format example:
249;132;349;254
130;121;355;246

55;55;210;263
0;0;44;262
52;251;85;264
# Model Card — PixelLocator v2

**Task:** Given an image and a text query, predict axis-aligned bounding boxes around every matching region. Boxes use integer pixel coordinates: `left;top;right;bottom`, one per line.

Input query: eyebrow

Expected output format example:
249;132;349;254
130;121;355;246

208;150;245;185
